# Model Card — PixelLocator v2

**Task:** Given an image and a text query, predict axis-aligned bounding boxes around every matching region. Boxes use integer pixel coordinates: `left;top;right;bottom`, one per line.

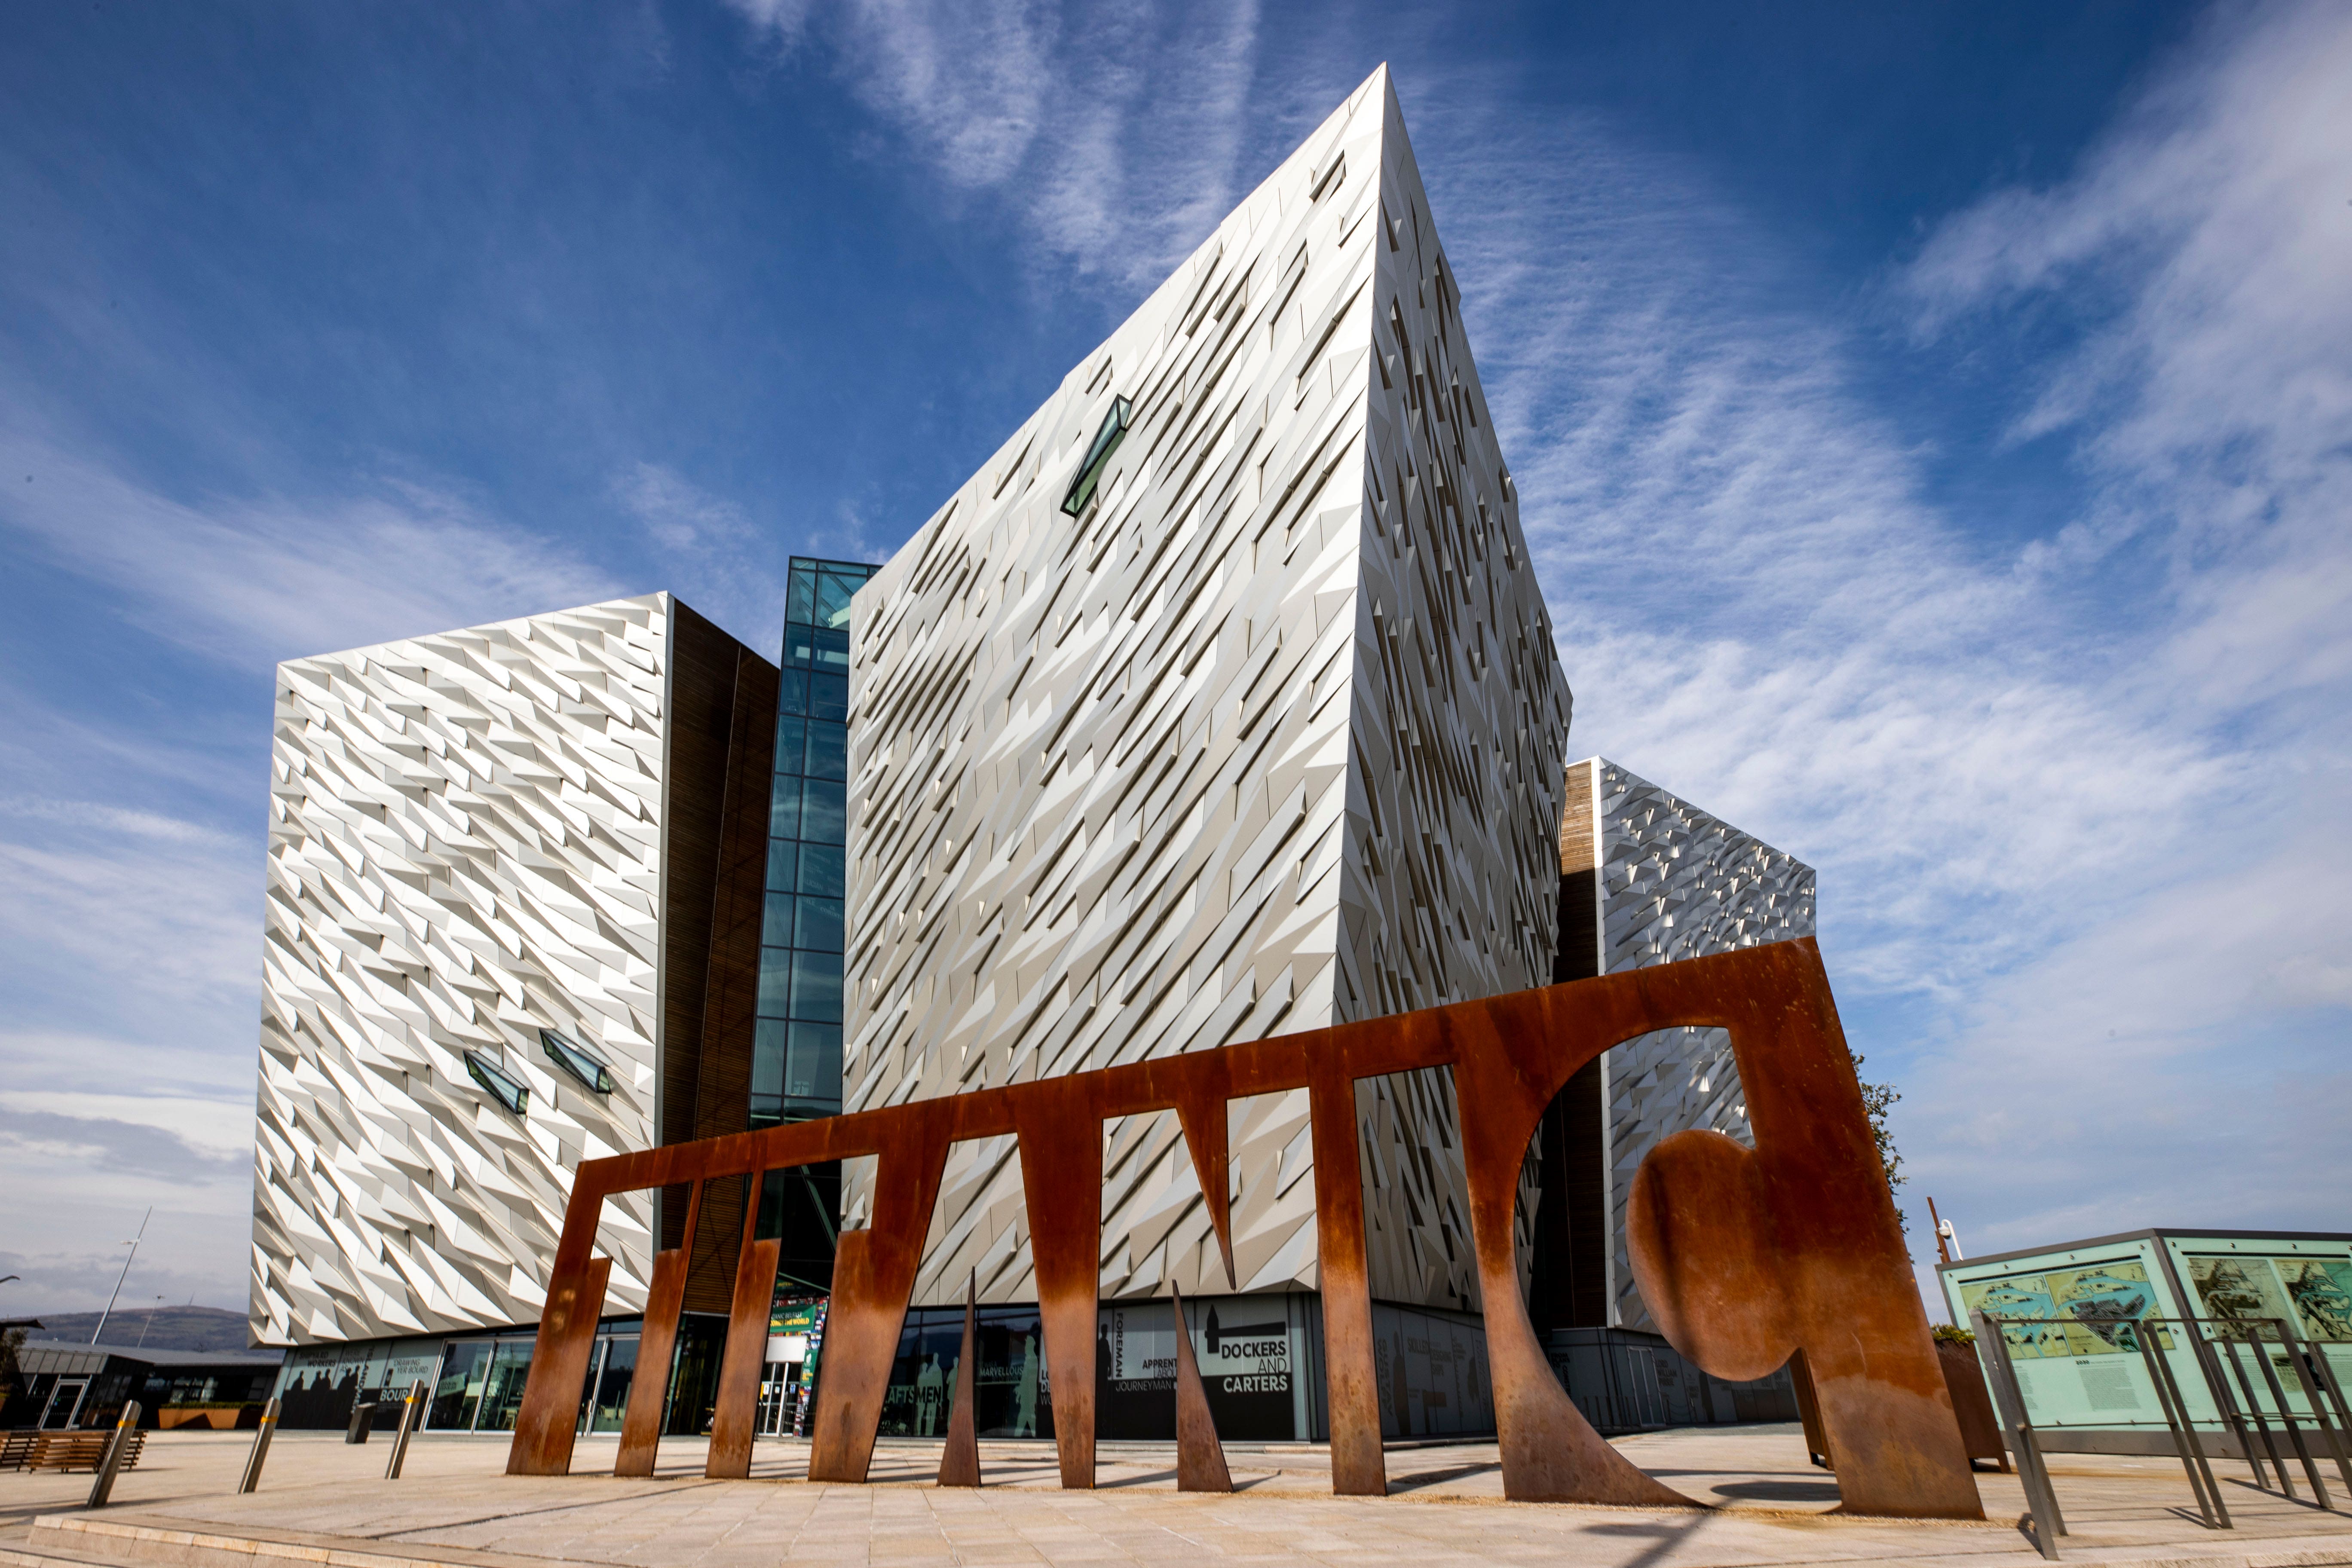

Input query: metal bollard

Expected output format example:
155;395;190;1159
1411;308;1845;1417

346;1399;377;1444
238;1398;282;1494
87;1401;143;1508
384;1379;425;1479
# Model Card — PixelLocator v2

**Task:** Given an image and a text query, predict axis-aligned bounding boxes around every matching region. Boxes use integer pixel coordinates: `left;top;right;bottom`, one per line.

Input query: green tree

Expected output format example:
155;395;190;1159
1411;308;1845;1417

1853;1054;1907;1232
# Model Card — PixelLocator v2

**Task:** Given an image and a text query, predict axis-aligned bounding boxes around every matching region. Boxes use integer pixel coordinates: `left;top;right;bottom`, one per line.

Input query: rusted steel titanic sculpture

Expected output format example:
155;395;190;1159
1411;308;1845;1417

506;938;1981;1518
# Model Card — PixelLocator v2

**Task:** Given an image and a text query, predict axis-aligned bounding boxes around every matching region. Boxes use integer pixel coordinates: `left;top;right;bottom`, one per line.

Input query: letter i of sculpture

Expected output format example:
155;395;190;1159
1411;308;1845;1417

937;1270;981;1488
1171;1283;1232;1492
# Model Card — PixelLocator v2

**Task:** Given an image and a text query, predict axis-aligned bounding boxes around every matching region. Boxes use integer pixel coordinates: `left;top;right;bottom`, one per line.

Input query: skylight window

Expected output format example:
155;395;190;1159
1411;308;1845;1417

465;1050;529;1115
1060;396;1131;517
540;1028;614;1094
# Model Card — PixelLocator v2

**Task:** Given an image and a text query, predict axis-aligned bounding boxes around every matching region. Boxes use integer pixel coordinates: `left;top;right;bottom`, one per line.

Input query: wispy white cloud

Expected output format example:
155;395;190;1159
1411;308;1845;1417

609;457;790;651
0;795;239;848
0;428;622;671
1880;2;2352;1249
1416;91;2217;999
0;1106;246;1183
724;0;1277;289
1899;3;2352;723
1405;6;2352;1250
0;823;257;1036
0;419;623;1311
612;459;754;551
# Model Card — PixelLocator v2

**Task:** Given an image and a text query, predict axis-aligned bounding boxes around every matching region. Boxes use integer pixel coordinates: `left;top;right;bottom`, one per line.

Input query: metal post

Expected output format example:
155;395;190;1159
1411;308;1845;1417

1972;1311;2063;1559
385;1379;425;1479
238;1398;281;1494
2249;1321;2332;1509
2305;1338;2352;1434
86;1401;142;1508
2135;1322;2228;1529
2186;1319;2268;1488
2220;1334;2294;1495
2272;1317;2352;1496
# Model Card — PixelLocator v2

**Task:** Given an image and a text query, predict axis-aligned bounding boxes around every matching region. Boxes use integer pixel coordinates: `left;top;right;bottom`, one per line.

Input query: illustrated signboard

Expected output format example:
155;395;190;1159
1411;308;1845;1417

1101;1297;1306;1441
2179;1250;2352;1339
2168;1236;2352;1401
1944;1237;2196;1431
1957;1259;2174;1360
1941;1229;2352;1438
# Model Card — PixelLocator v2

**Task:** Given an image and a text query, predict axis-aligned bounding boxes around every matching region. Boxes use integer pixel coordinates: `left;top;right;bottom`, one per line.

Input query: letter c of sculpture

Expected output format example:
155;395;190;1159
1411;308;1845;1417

504;938;1981;1521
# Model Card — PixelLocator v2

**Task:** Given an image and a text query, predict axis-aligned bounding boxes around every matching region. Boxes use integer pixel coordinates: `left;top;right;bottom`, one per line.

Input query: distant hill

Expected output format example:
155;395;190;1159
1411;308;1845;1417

21;1306;274;1357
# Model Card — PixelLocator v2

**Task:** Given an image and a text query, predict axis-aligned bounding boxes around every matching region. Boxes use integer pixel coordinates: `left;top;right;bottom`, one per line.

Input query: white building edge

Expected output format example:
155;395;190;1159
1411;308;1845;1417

842;65;1571;1323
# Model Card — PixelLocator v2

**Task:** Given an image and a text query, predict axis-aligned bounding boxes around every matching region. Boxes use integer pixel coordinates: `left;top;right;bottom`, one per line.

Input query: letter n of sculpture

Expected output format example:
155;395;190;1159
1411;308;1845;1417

506;938;1980;1521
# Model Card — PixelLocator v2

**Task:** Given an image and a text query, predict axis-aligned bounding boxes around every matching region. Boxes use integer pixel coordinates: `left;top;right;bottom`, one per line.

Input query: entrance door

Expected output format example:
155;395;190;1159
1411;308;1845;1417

40;1378;90;1429
756;1362;798;1436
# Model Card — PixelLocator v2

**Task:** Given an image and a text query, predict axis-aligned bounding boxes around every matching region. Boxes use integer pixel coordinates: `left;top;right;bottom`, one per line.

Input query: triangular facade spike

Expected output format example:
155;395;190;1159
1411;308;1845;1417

846;74;1572;1322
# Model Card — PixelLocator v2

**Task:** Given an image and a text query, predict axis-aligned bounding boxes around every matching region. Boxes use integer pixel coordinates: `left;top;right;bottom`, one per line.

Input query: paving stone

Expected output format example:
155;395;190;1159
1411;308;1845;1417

7;1427;2352;1567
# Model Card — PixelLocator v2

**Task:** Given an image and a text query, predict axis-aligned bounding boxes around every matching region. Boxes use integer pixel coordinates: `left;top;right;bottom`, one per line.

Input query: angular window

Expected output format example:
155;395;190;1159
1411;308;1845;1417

1061;396;1131;516
539;1029;612;1094
465;1051;529;1115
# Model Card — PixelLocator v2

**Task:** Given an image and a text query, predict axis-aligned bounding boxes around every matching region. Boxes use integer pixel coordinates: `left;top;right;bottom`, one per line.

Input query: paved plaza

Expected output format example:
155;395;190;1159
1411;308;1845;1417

6;1425;2352;1567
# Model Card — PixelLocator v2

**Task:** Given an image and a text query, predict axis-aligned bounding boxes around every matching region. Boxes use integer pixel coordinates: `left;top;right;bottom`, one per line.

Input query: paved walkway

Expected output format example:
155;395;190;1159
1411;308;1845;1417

5;1425;2351;1566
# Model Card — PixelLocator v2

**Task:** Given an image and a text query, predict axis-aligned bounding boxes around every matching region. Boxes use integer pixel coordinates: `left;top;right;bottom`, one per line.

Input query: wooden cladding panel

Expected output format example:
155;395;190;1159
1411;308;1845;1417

658;601;781;1320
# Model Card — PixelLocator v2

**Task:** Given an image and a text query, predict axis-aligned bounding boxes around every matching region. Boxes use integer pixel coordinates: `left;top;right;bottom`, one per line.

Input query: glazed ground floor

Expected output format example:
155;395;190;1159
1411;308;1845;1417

265;1292;1795;1444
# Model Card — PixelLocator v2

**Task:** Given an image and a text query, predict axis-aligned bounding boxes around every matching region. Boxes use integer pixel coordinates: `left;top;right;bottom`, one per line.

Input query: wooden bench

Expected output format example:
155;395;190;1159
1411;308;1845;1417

4;1429;144;1473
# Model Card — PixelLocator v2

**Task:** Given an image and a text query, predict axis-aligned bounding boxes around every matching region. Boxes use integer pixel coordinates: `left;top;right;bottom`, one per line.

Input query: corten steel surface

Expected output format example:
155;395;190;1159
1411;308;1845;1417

612;1180;701;1479
1307;1059;1387;1495
1938;1341;2008;1469
507;1253;610;1476
1627;1050;1980;1516
507;938;1977;1518
706;1175;782;1478
1015;1079;1106;1488
1791;1348;1834;1470
1170;1285;1232;1494
937;1274;980;1488
807;1096;953;1483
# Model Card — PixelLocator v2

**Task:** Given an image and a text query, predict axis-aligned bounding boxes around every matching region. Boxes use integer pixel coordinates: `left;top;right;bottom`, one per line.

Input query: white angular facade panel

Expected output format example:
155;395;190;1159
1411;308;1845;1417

1568;756;1817;1330
845;69;1571;1313
252;595;682;1345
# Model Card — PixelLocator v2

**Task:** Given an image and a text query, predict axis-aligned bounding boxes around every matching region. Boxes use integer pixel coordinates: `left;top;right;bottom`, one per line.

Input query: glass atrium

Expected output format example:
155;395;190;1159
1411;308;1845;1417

753;557;879;1128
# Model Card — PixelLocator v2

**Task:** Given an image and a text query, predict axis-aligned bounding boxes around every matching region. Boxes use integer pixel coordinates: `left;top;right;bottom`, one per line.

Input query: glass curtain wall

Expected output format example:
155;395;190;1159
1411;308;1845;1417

420;1326;640;1433
756;557;879;1127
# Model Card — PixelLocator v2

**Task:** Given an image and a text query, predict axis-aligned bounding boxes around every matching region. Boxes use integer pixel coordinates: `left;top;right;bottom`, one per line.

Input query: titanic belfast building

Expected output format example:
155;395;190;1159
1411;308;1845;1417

251;69;1813;1442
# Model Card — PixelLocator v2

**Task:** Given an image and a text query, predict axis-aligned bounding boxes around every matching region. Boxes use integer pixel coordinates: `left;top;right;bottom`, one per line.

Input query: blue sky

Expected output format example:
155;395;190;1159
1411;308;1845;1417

4;1;2346;1320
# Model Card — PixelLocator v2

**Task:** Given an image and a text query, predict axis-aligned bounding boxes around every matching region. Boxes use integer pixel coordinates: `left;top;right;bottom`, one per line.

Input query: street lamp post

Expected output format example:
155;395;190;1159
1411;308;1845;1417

90;1209;153;1346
